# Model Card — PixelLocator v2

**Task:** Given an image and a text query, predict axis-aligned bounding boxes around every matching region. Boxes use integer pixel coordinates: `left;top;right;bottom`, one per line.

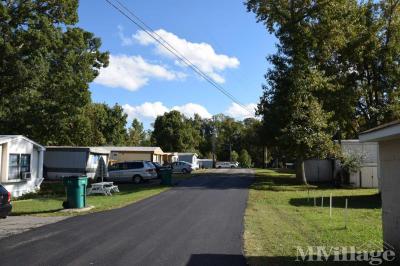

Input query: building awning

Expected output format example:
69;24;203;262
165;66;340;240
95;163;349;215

359;120;400;142
46;146;109;154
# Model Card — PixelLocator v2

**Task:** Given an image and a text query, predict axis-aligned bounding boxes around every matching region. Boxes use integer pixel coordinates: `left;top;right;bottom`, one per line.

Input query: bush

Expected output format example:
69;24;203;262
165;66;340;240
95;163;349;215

239;149;252;168
341;154;362;174
231;150;239;162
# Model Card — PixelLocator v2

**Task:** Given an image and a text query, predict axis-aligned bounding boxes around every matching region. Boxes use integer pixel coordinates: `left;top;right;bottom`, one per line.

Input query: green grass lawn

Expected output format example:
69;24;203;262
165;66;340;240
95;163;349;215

244;169;382;266
12;173;192;217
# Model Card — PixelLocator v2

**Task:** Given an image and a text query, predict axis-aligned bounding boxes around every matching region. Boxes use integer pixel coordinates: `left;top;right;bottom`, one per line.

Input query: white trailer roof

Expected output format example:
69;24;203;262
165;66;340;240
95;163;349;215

0;135;45;151
46;146;110;154
98;146;164;154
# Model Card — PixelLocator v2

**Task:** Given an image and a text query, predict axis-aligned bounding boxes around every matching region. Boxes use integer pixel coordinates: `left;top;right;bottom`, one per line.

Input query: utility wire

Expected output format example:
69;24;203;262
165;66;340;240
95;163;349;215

111;0;251;113
114;0;244;106
105;0;254;115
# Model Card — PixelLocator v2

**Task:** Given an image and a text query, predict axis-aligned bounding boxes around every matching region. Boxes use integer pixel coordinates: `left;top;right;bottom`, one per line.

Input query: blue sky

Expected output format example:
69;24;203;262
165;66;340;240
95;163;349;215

78;0;276;128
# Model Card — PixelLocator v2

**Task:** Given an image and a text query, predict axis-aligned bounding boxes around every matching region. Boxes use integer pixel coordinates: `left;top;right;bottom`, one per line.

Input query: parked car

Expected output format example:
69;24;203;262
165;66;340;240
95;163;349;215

216;161;238;168
0;185;12;218
170;161;193;174
107;161;157;184
149;161;166;178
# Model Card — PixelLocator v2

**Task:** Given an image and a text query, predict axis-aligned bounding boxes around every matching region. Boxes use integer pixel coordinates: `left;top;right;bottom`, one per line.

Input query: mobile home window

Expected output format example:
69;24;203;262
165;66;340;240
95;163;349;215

92;154;100;164
8;154;31;180
21;154;31;175
8;154;20;180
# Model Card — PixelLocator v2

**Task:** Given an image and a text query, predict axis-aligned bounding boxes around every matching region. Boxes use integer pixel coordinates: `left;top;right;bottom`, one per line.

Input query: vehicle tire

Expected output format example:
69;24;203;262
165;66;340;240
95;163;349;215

182;168;189;174
231;166;234;168
218;166;222;169
132;175;142;184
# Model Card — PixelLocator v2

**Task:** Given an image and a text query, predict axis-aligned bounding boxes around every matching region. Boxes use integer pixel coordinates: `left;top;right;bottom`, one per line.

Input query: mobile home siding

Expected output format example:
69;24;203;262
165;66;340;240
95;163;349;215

379;139;400;253
110;152;152;163
44;148;109;180
0;136;45;197
45;150;88;179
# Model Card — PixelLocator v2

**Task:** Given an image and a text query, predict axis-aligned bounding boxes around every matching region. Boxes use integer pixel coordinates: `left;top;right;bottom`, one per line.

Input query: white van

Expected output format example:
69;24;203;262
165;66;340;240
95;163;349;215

107;161;157;184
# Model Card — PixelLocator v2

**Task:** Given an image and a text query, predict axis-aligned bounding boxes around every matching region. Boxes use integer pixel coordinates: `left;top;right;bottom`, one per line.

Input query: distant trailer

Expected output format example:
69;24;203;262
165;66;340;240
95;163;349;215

101;146;165;164
44;147;109;181
177;153;199;169
198;159;213;169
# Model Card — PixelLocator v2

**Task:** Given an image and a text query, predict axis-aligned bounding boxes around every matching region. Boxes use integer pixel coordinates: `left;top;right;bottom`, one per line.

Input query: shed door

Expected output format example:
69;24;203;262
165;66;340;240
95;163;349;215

360;167;378;188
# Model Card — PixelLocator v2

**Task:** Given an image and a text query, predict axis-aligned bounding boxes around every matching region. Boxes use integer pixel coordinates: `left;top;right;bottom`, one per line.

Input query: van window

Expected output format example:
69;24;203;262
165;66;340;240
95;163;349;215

109;163;121;171
145;162;154;168
126;162;144;169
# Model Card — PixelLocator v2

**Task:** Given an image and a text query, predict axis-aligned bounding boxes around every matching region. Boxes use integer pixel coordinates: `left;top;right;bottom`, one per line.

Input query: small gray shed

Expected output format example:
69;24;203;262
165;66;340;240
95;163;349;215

198;159;213;169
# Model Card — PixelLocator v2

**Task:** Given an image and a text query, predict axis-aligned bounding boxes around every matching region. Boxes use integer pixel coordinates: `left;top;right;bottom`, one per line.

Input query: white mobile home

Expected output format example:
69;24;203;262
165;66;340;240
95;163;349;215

0;135;45;197
177;153;199;169
44;147;109;181
359;120;400;255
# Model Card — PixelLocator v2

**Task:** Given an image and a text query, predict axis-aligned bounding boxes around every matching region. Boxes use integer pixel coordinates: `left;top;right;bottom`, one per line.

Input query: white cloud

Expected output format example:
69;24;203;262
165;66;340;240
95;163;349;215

95;54;185;91
131;29;239;83
123;102;212;121
118;25;135;46
123;102;169;120
225;103;257;120
172;103;212;119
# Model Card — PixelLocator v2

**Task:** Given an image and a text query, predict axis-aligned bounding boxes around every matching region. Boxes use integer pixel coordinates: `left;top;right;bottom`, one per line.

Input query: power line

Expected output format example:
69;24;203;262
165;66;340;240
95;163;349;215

110;0;251;114
107;0;251;114
104;0;254;115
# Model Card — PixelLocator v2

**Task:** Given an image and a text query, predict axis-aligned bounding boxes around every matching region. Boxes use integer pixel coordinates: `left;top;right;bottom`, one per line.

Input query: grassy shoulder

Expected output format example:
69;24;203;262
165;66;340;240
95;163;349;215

244;169;382;266
12;173;193;217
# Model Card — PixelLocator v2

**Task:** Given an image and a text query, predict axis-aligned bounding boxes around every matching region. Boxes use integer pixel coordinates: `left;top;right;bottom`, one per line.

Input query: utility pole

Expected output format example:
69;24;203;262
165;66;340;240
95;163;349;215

212;116;217;168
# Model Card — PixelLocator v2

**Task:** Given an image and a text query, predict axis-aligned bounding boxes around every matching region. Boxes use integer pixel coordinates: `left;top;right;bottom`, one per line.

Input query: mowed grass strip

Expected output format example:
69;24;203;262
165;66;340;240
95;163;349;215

244;169;382;265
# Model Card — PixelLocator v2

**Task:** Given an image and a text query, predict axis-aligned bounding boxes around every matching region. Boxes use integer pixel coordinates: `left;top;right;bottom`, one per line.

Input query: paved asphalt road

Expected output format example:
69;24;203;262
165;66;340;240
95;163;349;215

0;168;254;266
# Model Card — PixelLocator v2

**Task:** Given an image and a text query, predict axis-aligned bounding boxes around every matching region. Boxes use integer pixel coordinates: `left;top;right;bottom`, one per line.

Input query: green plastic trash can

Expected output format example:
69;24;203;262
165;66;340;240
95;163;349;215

160;168;173;185
63;176;88;209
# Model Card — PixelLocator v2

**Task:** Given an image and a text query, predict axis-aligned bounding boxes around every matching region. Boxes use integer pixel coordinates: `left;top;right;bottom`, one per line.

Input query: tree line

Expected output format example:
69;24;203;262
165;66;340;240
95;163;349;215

247;0;400;183
152;111;262;166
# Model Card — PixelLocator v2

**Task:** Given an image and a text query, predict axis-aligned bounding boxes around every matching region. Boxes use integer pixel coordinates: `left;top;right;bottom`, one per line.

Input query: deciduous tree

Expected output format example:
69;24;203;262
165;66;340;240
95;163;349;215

0;0;109;145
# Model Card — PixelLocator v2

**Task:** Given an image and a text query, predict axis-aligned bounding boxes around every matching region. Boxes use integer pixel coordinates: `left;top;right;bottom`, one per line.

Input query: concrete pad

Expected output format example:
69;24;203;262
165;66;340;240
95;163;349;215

0;216;68;239
58;205;94;213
